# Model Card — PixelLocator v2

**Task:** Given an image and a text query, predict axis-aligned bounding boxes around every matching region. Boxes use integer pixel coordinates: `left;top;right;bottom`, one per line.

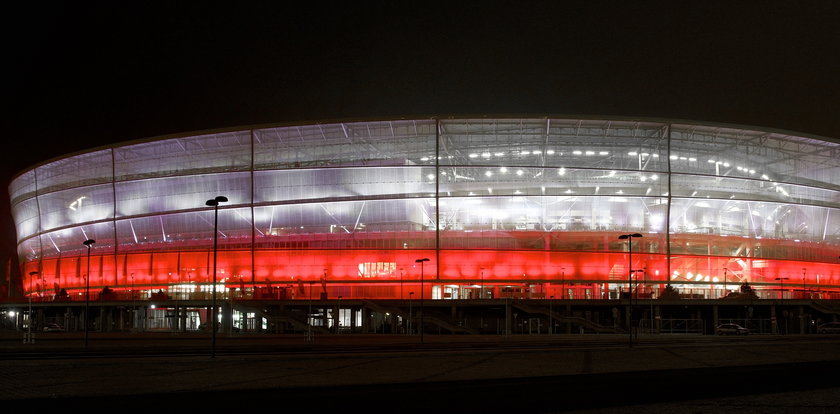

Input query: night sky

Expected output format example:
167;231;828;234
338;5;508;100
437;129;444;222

4;2;840;290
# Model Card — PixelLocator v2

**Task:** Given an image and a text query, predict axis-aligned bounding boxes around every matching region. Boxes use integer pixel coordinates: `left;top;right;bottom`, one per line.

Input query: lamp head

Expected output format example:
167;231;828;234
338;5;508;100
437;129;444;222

206;196;228;207
83;239;96;247
415;258;430;263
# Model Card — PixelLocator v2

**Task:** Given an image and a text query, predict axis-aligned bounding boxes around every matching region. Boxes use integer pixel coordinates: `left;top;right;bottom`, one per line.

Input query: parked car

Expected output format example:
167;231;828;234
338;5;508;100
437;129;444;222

817;322;840;334
715;323;749;335
42;323;64;332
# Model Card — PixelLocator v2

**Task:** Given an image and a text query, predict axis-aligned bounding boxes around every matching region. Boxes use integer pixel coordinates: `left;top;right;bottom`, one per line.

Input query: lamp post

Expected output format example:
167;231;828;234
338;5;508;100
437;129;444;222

415;258;429;343
400;268;404;299
408;291;414;335
619;233;643;347
336;295;342;333
130;273;135;328
723;267;728;297
802;268;807;299
205;195;228;358
480;267;485;299
83;239;95;348
28;271;38;298
549;296;554;335
775;277;789;300
561;267;565;300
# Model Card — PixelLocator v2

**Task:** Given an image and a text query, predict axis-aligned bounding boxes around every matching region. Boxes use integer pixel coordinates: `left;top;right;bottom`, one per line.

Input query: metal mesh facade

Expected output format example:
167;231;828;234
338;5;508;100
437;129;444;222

11;118;840;300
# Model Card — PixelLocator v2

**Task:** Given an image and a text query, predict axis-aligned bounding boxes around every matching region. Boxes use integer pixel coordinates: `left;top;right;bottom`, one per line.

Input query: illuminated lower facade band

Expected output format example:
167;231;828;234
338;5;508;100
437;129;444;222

10;117;840;302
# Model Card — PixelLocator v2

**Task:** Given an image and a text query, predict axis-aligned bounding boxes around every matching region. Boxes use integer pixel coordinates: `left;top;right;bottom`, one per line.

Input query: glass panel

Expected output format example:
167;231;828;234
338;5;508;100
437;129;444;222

671;124;840;189
114;130;251;180
116;207;252;253
12;197;40;240
115;172;251;217
37;184;114;232
34;149;113;193
438;196;667;252
671;174;840;209
439;118;668;171
39;221;115;258
9;170;36;205
253;199;434;250
669;198;840;262
438;166;666;198
254;120;436;170
254;167;433;203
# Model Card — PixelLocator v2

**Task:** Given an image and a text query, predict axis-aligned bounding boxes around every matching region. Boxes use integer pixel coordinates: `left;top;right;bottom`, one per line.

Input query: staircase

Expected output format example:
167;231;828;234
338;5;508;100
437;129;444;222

362;300;479;335
512;301;621;334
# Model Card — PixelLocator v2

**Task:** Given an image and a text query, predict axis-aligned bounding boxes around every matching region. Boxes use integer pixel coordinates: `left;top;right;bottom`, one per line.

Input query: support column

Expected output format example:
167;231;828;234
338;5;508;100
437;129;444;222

771;305;778;334
505;300;512;335
222;302;232;334
800;306;806;334
361;307;370;333
712;305;719;335
655;305;661;334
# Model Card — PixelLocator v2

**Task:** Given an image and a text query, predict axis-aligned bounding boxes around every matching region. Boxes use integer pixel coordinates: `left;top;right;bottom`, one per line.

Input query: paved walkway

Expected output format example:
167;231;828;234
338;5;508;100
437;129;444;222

2;333;840;412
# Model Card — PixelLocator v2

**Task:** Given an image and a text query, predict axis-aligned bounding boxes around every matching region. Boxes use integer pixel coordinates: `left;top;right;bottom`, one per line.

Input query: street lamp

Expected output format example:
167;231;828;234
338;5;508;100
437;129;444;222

408;291;414;335
28;271;38;298
480;267;485;299
723;267;728;297
802;268;807;299
83;239;96;348
775;277;789;300
618;233;642;347
549;296;554;335
336;295;342;333
205;195;228;358
561;267;565;300
415;258;429;343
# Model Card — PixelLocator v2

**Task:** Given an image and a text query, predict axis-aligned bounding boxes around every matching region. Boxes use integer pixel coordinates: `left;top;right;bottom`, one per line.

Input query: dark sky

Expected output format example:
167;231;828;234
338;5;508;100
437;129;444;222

3;2;840;288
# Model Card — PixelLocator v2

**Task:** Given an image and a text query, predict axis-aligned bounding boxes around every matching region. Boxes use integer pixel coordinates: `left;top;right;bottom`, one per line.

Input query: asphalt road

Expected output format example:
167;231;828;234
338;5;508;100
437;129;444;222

2;333;840;412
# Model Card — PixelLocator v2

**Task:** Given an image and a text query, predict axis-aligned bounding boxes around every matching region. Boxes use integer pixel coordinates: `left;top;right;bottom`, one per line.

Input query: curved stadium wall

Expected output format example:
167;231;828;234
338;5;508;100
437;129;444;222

10;117;840;301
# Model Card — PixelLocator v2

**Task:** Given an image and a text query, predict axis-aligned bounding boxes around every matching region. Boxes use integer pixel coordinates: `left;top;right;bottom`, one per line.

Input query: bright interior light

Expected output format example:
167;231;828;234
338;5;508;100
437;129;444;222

499;167;508;173
484;171;493;177
546;150;555;155
469;153;478;158
573;150;582;155
516;169;524;176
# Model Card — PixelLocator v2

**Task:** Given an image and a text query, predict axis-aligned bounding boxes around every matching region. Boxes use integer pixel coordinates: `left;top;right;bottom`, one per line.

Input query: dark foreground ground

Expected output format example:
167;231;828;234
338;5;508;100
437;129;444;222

2;332;840;413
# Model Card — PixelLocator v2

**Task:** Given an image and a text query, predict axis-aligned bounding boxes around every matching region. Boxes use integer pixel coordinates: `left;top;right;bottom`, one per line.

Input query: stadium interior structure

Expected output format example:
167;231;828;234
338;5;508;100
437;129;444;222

8;117;840;334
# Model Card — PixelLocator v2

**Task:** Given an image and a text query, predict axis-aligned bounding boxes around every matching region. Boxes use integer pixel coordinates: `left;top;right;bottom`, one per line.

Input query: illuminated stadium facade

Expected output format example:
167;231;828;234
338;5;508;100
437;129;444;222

11;117;840;309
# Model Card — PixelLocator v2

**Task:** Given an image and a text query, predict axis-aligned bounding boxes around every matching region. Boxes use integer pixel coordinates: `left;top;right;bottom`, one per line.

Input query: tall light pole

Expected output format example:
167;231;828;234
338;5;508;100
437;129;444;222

723;267;728;297
480;267;485;299
415;258;429;343
205;195;228;358
549;296;554;335
408;291;414;335
775;277;789;300
619;233;642;347
83;239;96;348
802;268;807;298
28;271;38;298
561;267;565;300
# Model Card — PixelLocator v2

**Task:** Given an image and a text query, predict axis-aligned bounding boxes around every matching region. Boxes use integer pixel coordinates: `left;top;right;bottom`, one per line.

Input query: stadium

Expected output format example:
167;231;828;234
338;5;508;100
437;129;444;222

8;117;840;334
